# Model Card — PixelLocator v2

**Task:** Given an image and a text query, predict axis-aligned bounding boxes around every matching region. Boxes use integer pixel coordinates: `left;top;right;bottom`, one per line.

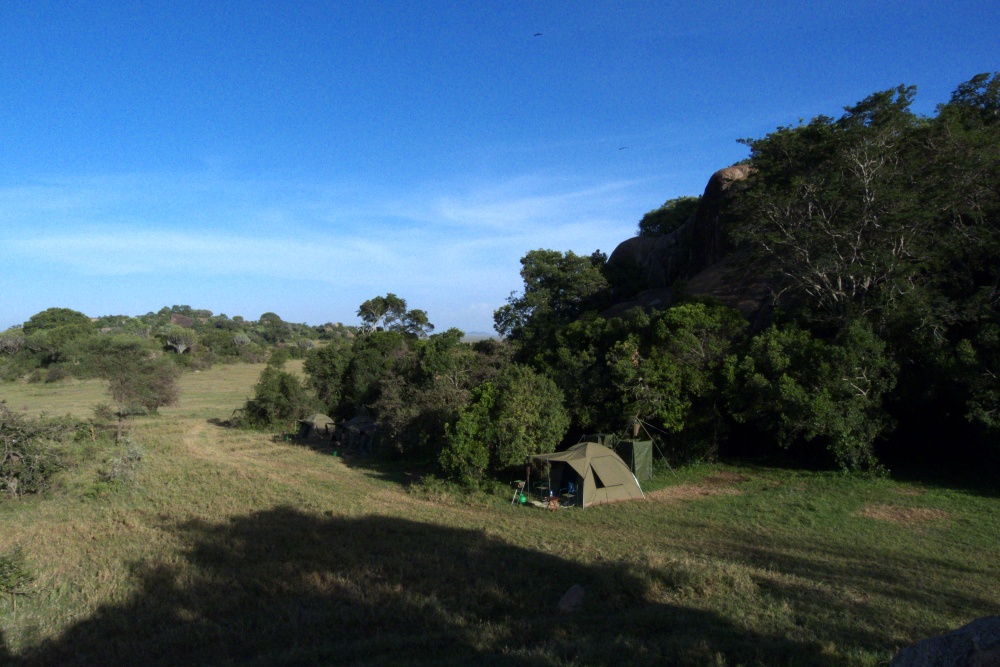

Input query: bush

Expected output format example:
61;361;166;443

92;402;116;423
44;366;72;383
0;546;33;596
267;347;291;368
136;358;181;413
99;438;145;488
723;320;896;472
234;367;319;429
238;342;267;363
440;364;569;483
0;402;67;498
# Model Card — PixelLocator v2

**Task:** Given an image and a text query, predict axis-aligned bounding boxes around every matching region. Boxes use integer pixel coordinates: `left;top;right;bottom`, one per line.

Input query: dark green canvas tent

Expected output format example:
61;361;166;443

333;415;379;456
615;439;653;481
297;414;335;439
530;442;645;508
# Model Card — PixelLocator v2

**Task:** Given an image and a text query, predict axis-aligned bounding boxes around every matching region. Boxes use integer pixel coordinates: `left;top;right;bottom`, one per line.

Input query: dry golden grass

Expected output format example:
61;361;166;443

856;504;950;525
646;471;749;502
0;377;108;419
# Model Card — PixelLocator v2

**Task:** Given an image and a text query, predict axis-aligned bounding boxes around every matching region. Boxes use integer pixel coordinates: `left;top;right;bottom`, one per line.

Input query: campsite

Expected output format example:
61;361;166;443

1;361;998;665
2;4;999;661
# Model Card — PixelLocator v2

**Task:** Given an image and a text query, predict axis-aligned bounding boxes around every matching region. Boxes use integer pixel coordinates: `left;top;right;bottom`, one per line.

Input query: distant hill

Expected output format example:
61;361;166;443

461;332;499;343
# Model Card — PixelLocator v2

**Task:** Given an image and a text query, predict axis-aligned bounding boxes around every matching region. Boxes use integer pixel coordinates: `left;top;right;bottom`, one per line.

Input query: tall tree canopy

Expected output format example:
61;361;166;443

637;196;701;237
493;249;609;351
357;294;434;337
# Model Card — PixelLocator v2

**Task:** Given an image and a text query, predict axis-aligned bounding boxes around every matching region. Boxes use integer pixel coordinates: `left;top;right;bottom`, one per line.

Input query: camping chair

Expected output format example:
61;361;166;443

556;480;577;508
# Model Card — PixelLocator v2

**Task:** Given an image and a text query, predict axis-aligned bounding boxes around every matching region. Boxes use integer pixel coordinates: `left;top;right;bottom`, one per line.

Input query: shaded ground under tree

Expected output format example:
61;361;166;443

8;508;839;666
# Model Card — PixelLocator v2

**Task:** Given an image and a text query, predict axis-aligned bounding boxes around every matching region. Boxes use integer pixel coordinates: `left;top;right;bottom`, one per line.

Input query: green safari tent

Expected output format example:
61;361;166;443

297;414;335;439
530;442;645;508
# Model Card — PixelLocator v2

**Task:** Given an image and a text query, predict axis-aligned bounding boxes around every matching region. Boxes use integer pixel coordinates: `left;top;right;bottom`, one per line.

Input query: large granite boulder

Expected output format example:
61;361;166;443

607;164;750;292
890;616;1000;666
604;164;772;323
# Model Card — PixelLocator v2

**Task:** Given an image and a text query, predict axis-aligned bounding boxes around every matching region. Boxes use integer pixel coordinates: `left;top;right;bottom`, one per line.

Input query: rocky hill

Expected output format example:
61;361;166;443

604;164;771;327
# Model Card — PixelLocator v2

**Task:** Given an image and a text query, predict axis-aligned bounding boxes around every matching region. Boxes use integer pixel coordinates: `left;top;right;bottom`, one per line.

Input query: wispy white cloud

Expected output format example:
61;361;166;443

389;175;643;233
1;169;646;329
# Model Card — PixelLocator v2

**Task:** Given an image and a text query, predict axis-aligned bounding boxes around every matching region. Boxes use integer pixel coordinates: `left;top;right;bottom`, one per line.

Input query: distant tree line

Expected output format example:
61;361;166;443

0;305;358;384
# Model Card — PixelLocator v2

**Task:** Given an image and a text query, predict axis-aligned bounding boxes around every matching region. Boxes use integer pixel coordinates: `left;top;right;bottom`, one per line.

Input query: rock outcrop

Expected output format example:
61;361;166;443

890;616;1000;667
607;164;750;291
605;164;770;323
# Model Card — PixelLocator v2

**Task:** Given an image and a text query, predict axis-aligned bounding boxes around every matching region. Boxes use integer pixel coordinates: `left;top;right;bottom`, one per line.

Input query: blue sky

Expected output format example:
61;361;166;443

2;1;997;333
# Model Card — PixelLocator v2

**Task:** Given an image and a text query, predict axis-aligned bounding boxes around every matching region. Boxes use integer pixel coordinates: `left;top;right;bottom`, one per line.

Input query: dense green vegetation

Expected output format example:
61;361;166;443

487;72;1000;479
637;195;701;237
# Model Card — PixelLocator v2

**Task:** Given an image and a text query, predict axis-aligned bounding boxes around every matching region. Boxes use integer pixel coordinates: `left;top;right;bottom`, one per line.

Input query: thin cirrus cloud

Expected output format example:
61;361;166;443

1;170;644;328
9;230;394;282
425;178;642;231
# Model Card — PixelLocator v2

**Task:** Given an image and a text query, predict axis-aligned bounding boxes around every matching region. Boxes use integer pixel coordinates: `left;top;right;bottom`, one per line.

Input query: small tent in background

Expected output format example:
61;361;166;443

615;439;653;481
333;415;379;456
580;433;653;481
579;433;616;448
530;442;645;508
297;414;335;439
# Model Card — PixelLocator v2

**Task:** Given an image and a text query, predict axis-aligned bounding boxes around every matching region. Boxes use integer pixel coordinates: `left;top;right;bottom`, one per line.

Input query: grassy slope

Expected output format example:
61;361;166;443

1;363;998;666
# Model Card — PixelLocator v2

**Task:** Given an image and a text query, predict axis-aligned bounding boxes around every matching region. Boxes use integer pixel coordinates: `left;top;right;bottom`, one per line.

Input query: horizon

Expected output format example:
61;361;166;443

3;1;998;332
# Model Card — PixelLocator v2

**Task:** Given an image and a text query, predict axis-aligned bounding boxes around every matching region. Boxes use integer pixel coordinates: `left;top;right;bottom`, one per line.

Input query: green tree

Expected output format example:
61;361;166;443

158;325;198;354
236;367;318;429
304;339;354;413
731;85;928;324
728;74;1000;470
22;308;95;365
723;321;896;471
258;312;291;344
357;294;434;337
609;302;746;461
371;329;508;458
494;249;609;351
199;330;238;358
0;329;25;357
22;307;93;335
637;196;701;237
440;364;569;483
357;294;407;333
86;335;181;440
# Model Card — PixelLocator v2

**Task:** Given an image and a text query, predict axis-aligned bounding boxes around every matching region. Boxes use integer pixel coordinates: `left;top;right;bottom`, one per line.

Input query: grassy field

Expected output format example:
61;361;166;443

1;363;998;665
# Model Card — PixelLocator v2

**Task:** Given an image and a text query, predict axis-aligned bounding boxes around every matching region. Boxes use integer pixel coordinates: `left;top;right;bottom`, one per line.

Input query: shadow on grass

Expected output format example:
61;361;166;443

336;455;433;487
888;464;1000;500
278;432;428;488
10;508;841;666
203;416;421;486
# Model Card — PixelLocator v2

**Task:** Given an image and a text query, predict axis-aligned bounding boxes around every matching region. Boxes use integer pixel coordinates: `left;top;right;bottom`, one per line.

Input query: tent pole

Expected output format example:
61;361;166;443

638;418;674;473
